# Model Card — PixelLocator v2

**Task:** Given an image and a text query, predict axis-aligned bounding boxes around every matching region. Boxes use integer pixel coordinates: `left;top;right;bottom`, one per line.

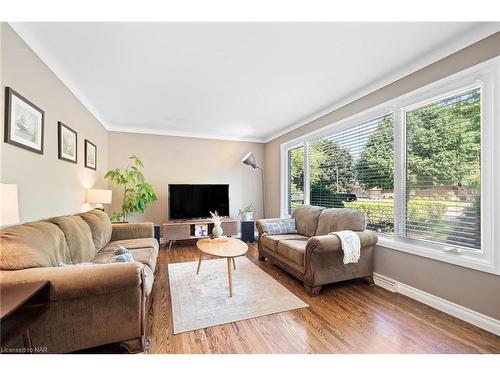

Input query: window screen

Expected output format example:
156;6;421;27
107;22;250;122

308;114;395;234
287;145;305;214
404;88;481;250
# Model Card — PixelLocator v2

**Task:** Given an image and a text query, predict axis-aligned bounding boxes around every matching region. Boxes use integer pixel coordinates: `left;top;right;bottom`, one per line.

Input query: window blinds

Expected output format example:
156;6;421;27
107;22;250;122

403;88;481;250
308;114;395;234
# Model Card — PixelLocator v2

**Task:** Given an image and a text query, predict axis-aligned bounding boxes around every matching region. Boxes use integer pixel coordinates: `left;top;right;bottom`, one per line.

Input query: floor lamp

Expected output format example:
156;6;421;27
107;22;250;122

241;152;266;219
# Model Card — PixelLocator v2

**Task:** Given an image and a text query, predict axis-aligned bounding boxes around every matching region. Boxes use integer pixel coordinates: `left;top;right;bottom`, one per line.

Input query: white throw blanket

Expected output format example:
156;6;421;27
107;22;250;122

329;230;361;264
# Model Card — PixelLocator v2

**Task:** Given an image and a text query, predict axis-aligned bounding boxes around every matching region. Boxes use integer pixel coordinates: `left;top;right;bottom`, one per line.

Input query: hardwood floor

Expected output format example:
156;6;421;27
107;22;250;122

145;242;500;354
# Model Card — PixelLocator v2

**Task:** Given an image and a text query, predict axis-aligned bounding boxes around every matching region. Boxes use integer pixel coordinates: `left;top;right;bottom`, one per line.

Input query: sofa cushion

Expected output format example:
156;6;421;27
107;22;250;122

49;216;97;264
260;233;308;252
78;209;112;251
129;248;158;272
315;208;366;236
277;239;307;266
292;204;324;237
103;238;159;252
94;238;158;272
260;218;297;235
0;221;71;270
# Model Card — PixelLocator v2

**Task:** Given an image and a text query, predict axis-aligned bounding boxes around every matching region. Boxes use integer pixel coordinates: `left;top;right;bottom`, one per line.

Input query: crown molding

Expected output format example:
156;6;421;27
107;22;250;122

107;125;266;143
262;23;500;143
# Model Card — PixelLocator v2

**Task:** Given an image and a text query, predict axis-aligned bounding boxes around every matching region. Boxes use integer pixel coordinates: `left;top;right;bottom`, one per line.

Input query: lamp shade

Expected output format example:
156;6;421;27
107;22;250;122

241;152;258;169
1;184;20;226
86;189;112;204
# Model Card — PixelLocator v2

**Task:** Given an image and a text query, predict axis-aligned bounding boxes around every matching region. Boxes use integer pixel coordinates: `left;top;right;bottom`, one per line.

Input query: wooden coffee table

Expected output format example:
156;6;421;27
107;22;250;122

196;237;248;297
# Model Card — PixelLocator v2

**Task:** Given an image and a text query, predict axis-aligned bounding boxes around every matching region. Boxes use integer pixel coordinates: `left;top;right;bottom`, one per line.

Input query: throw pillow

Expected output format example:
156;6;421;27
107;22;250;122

112;253;134;263
114;245;131;255
261;218;298;235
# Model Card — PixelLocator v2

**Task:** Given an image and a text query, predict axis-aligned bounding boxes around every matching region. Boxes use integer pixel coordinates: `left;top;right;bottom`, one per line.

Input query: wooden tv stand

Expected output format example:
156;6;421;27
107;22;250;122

161;218;238;250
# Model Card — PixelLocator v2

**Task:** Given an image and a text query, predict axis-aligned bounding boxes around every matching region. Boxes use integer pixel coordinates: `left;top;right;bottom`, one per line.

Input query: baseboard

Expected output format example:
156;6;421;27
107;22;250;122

373;272;500;336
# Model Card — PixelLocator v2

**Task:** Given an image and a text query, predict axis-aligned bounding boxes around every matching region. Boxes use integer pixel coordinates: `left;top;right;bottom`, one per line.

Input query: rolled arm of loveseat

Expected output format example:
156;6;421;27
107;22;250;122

306;231;378;254
0;262;144;301
111;222;154;241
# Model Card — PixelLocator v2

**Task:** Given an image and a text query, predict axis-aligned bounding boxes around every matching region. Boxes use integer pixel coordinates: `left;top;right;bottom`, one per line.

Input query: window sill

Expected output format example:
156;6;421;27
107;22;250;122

376;236;498;275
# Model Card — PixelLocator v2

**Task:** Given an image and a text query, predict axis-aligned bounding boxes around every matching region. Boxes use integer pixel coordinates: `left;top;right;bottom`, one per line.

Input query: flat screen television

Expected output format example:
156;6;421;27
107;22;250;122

168;184;229;220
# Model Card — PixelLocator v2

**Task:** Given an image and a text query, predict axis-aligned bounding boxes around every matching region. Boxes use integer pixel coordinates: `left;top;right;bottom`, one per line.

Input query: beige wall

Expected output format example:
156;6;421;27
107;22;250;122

108;131;265;226
264;32;500;319
1;23;108;223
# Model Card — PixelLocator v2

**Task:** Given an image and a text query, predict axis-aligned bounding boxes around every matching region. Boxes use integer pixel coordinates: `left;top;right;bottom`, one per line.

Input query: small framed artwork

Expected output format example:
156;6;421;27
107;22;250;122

84;139;97;170
194;224;208;237
58;122;78;163
4;87;45;154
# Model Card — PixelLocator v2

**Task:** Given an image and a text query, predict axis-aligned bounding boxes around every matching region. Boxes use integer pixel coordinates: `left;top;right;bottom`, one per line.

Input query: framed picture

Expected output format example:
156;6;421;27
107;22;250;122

194;224;208;237
4;87;45;154
58;122;78;163
84;139;97;170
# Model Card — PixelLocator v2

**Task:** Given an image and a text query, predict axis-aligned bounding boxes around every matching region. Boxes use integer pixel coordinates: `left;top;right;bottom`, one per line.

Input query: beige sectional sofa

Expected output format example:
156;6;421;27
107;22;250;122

0;209;157;353
256;205;378;296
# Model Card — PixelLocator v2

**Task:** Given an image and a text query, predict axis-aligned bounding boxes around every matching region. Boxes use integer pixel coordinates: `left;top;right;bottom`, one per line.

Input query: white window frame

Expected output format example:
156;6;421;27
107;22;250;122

280;56;500;275
281;142;307;217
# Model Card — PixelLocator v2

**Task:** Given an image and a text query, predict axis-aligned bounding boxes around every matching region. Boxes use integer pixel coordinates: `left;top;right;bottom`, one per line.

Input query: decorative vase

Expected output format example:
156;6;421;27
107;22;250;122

212;224;223;238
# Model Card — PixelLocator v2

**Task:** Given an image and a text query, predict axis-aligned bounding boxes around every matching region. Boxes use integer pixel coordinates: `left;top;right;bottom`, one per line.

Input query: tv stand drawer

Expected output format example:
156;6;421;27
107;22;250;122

162;224;190;240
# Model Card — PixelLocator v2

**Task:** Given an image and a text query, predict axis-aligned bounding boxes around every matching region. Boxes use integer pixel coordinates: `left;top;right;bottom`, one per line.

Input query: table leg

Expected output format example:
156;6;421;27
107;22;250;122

227;257;233;297
232;257;236;270
196;252;203;275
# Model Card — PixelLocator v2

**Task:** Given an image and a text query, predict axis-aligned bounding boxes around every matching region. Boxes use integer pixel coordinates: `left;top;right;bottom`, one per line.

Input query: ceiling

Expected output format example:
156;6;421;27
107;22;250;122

10;22;500;142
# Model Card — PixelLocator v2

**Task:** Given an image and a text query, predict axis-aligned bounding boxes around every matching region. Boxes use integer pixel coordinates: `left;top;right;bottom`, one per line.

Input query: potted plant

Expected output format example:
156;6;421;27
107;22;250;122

238;203;255;221
105;155;157;222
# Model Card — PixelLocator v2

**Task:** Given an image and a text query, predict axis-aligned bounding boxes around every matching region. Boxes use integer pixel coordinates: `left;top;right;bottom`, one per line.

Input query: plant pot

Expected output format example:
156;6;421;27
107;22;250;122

212;225;223;238
240;212;254;221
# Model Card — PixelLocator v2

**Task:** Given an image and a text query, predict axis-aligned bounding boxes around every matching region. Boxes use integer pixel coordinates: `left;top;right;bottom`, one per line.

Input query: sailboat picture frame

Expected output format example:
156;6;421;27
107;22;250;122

4;87;45;154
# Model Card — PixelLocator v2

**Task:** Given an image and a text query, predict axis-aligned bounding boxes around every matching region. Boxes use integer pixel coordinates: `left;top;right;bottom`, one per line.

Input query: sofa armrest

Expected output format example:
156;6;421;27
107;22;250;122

307;230;378;254
0;262;144;301
256;218;286;236
111;222;154;241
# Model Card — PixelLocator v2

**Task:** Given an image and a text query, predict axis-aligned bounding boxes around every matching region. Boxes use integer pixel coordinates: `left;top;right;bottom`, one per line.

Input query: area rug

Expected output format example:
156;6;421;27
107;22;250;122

168;257;308;334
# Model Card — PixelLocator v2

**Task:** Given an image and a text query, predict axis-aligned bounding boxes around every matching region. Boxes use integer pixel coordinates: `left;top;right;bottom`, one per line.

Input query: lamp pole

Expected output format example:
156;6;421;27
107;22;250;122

256;166;265;219
241;152;266;219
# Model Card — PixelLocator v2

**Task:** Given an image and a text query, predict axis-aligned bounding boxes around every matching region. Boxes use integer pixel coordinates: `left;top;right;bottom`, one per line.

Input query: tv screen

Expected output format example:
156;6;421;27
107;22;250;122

168;184;229;220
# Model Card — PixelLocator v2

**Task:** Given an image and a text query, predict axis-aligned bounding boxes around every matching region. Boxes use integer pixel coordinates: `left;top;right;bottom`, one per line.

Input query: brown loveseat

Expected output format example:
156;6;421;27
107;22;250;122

0;209;157;353
256;205;378;296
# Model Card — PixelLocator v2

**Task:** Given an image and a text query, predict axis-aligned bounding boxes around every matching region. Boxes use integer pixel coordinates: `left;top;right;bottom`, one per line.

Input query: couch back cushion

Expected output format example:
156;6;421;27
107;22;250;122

78;209;112;251
49;216;97;263
291;205;324;237
0;221;71;270
315;208;366;236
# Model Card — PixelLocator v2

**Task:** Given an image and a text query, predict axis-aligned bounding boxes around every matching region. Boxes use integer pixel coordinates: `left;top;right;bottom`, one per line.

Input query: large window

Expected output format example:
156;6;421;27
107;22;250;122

281;57;499;274
403;88;481;250
308;114;394;234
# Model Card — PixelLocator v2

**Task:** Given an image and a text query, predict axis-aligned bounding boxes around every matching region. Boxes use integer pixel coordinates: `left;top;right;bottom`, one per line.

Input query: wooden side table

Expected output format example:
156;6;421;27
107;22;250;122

0;281;50;353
